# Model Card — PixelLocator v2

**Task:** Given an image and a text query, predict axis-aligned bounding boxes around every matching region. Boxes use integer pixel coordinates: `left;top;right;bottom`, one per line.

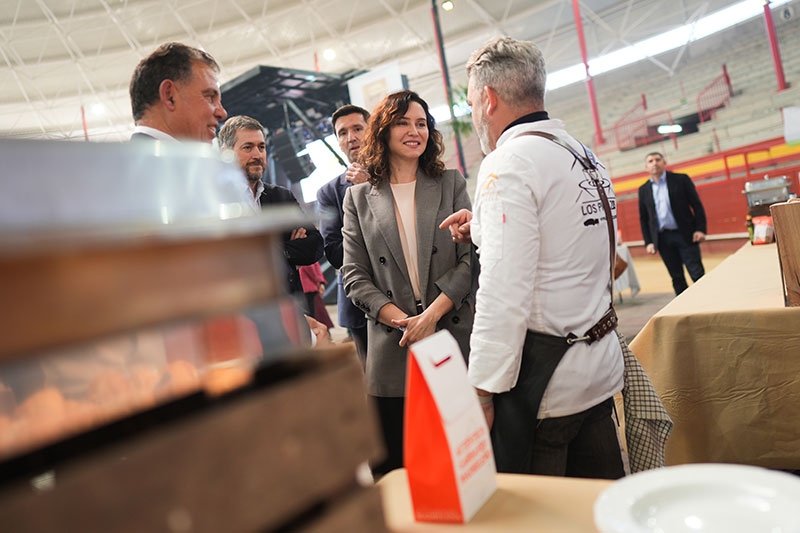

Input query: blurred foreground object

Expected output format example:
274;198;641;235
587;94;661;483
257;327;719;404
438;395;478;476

594;464;800;532
770;198;800;306
0;139;383;531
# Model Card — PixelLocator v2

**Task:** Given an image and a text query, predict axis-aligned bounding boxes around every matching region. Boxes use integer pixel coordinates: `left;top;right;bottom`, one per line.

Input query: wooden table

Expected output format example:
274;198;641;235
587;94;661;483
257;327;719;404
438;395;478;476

379;469;611;532
629;242;800;468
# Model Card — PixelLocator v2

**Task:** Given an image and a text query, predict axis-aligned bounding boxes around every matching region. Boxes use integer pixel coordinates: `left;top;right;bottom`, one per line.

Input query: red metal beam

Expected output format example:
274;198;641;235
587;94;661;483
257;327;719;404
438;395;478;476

571;0;605;145
763;1;788;92
80;104;89;141
430;0;467;177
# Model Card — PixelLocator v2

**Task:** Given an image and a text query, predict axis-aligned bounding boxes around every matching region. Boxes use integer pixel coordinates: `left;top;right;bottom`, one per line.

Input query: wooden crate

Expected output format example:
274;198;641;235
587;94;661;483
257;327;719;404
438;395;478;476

0;216;285;363
0;347;387;532
771;199;800;306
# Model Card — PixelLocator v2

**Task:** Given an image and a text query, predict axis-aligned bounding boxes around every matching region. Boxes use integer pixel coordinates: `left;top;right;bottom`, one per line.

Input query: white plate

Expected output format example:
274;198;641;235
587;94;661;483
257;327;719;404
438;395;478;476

594;464;800;533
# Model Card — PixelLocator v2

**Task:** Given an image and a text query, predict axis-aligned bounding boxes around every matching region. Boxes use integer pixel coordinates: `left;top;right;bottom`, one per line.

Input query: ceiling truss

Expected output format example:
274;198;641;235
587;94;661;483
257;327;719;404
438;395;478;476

0;0;773;141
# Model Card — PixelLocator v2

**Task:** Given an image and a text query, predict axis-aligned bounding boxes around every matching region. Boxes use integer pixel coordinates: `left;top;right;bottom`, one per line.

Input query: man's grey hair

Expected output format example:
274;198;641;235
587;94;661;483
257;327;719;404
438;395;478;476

466;37;547;109
218;115;265;149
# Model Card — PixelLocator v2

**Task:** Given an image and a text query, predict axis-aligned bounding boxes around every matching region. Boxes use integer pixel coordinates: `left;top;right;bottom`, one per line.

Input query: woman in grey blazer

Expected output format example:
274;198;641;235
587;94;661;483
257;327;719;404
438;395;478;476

342;90;473;476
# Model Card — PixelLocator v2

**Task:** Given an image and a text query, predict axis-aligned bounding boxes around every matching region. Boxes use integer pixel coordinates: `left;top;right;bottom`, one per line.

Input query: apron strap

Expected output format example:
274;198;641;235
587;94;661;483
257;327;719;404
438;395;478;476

518;130;618;345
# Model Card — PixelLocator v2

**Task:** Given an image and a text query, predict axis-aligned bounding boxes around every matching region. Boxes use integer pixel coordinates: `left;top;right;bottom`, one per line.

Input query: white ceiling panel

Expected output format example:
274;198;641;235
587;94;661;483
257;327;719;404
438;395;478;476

0;0;795;140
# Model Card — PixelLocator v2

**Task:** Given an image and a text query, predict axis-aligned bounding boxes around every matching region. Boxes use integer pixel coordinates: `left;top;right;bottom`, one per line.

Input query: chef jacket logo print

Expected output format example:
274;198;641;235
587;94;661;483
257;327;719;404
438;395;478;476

482;173;499;192
576;172;616;227
481;173;501;203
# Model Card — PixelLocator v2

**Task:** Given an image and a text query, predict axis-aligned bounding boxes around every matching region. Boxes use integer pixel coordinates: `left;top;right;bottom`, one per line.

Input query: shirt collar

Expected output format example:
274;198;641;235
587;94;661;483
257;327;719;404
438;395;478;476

502;111;550;136
131;125;178;142
649;170;667;185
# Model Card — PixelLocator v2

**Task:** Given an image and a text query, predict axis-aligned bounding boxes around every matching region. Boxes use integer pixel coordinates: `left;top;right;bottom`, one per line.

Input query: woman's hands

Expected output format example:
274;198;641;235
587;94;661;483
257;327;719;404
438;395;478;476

390;292;455;347
377;303;436;347
392;312;438;347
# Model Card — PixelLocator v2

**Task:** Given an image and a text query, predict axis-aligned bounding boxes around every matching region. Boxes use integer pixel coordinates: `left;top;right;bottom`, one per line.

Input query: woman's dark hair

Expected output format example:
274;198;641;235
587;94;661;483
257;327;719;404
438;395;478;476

359;90;445;185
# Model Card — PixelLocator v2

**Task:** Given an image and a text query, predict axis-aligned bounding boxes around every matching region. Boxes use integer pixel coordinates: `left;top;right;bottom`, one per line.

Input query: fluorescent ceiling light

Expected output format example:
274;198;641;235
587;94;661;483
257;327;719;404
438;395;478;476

693;1;767;39
546;64;589;91
429;102;471;124
89;102;106;116
430;105;450;124
545;0;792;92
657;124;683;134
298;134;347;203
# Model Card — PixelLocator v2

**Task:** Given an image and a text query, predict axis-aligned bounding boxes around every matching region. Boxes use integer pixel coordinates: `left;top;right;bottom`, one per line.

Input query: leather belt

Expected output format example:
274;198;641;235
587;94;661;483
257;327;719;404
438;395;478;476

566;306;618;345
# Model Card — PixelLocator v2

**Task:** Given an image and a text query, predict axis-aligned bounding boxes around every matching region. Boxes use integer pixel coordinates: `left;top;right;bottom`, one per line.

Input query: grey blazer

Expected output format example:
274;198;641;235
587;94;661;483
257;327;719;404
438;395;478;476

342;169;474;397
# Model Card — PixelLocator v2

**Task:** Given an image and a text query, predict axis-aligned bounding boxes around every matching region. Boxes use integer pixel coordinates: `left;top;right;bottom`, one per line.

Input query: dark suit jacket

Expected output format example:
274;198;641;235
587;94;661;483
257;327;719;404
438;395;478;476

259;183;324;294
316;172;366;329
638;171;707;249
342;169;473;397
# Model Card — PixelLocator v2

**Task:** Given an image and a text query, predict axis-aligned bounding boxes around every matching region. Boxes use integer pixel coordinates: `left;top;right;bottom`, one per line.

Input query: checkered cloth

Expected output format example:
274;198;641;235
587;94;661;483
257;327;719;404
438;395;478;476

617;331;673;473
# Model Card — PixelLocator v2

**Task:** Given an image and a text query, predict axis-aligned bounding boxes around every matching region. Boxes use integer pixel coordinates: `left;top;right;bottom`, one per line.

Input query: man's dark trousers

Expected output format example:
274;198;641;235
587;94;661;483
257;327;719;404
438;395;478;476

658;229;704;295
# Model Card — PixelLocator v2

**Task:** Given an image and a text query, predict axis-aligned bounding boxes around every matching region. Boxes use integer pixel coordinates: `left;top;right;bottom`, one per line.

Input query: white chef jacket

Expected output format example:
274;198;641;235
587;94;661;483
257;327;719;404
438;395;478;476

468;118;624;419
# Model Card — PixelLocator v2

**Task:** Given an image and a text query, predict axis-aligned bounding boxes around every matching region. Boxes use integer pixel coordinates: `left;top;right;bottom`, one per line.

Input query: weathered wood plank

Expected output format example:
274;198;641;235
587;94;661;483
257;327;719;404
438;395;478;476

0;353;382;532
771;199;800;306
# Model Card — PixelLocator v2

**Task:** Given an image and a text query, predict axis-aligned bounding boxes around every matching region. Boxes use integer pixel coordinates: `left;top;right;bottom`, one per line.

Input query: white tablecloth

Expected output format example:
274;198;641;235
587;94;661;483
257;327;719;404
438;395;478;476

615;244;640;297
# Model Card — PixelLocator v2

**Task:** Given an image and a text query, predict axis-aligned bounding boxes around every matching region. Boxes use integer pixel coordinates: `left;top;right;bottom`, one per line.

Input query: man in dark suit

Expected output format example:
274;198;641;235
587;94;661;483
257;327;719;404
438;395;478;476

316;105;370;366
638;152;707;295
129;42;227;142
218;115;323;308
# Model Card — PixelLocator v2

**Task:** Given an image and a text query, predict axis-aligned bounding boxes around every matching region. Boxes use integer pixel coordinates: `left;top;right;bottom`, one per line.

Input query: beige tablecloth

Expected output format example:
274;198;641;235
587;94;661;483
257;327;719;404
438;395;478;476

629;242;800;468
379;469;610;532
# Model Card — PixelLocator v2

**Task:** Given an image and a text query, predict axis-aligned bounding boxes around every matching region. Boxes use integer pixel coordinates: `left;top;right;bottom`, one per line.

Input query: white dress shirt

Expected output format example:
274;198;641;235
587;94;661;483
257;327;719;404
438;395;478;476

131;125;178;142
651;172;679;231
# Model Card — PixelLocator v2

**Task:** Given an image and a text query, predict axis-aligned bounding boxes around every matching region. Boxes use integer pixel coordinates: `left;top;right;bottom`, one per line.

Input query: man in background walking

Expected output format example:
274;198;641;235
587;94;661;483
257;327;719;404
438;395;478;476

638;152;707;295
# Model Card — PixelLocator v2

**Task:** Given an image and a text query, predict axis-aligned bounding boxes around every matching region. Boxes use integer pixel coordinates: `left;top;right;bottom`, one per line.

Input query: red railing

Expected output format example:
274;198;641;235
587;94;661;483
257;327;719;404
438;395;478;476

595;94;646;150
717;136;794;182
614;93;648;127
612;109;679;151
612;137;800;242
612;137;800;185
697;64;733;123
596;66;734;152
